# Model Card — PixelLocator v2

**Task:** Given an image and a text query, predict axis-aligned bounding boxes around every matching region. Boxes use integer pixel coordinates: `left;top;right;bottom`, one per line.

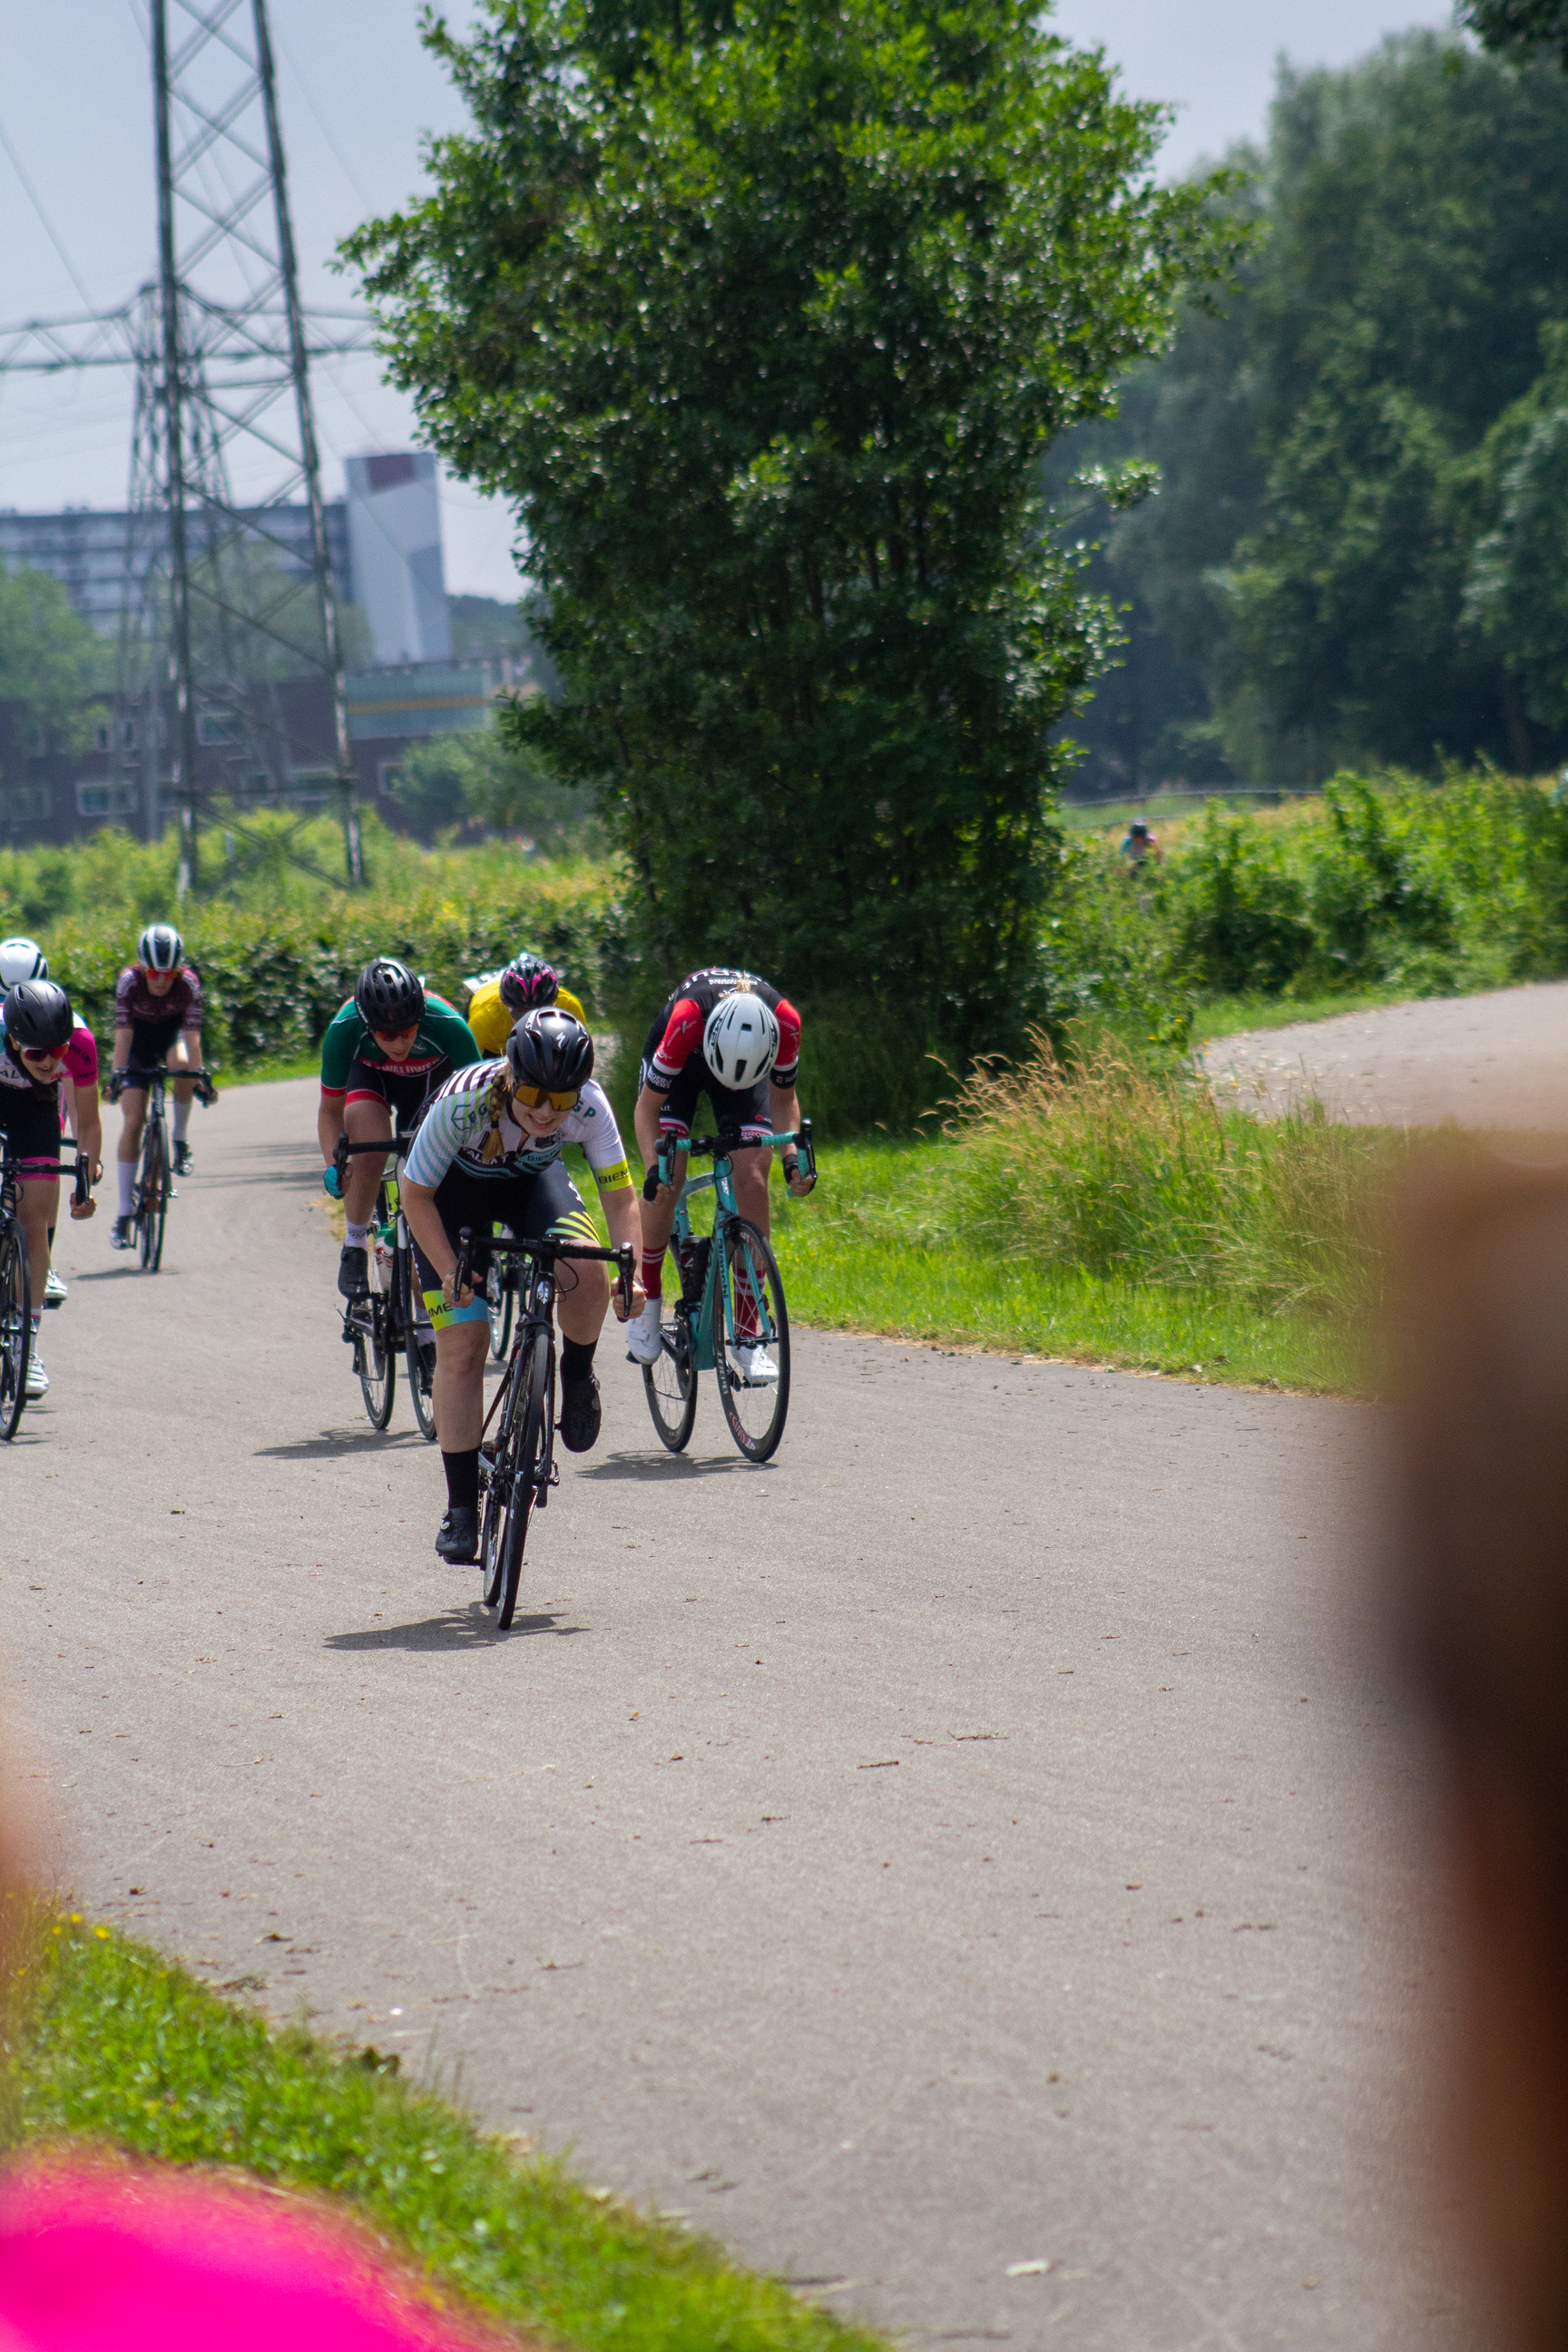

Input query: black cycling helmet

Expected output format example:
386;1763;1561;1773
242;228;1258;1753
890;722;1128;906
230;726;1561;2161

505;1005;593;1093
139;921;184;970
4;978;74;1057
355;956;425;1034
498;952;560;1017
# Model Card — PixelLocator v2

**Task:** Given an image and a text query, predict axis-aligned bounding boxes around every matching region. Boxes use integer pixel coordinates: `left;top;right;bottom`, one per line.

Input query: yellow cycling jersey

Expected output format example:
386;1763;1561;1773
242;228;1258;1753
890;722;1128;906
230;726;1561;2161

466;976;586;1057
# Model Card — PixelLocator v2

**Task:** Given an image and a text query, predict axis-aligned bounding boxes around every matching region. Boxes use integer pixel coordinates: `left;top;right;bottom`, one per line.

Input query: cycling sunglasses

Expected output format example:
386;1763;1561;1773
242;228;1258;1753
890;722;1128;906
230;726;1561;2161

18;1042;65;1064
512;1083;580;1112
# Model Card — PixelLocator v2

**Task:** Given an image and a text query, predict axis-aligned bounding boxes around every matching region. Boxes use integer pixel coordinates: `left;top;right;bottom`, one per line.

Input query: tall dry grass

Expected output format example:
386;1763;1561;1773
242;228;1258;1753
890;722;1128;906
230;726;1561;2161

921;1036;1416;1321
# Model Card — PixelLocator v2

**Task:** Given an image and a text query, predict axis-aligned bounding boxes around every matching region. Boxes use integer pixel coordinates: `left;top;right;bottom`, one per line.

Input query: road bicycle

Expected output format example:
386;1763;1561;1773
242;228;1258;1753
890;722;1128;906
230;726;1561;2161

485;1248;516;1362
451;1222;634;1631
336;1134;437;1439
107;1063;215;1271
640;1122;813;1465
0;1138;88;1440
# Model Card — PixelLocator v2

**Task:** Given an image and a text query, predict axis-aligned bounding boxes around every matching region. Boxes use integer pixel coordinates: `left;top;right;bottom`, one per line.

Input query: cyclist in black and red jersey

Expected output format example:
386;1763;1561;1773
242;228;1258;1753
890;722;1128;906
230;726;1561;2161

0;980;100;1396
624;968;816;1374
110;922;212;1246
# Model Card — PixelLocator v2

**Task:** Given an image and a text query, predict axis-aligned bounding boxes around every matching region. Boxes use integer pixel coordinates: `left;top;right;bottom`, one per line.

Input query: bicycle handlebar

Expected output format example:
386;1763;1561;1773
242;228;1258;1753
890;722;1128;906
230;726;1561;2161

0;1148;91;1205
451;1225;636;1316
109;1066;216;1105
648;1120;815;1198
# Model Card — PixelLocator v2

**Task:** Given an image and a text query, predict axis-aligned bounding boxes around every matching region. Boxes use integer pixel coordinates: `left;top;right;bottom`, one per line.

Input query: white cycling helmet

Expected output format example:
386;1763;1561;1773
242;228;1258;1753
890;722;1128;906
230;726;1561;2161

702;988;779;1090
0;937;46;987
139;921;184;970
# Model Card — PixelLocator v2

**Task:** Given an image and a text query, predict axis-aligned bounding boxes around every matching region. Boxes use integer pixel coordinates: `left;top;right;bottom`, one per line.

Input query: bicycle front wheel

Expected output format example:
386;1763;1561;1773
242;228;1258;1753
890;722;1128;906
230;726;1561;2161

397;1237;438;1442
483;1336;550;1631
139;1119;168;1271
0;1227;31;1440
713;1218;790;1462
644;1314;698;1452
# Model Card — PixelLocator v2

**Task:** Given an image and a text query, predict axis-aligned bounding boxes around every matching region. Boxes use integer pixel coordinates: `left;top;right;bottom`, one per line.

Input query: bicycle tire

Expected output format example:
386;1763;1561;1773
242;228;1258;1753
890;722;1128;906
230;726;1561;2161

487;1261;514;1361
0;1226;31;1441
355;1296;396;1428
643;1315;698;1452
139;1116;168;1272
397;1237;438;1442
492;1336;550;1632
480;1334;531;1611
713;1218;790;1462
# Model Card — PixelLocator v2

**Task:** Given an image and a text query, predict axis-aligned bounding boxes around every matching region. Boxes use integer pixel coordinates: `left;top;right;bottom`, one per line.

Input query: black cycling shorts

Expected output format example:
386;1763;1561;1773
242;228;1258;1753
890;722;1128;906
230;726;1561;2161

408;1155;597;1328
0;1083;65;1180
637;1020;770;1146
125;1014;188;1073
345;1054;449;1124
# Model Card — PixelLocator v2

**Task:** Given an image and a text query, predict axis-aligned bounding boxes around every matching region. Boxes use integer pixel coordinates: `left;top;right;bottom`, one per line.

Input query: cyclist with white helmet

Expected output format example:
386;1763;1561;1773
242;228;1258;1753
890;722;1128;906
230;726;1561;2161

625;967;815;1375
110;923;212;1246
0;979;101;1396
0;939;103;1307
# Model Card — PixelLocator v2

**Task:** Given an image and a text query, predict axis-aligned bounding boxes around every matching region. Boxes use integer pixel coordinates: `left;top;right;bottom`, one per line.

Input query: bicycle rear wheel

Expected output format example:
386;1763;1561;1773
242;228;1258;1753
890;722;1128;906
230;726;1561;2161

138;1118;168;1271
0;1227;31;1440
397;1235;438;1442
644;1314;698;1452
483;1336;549;1631
713;1218;790;1462
487;1260;514;1360
353;1294;396;1428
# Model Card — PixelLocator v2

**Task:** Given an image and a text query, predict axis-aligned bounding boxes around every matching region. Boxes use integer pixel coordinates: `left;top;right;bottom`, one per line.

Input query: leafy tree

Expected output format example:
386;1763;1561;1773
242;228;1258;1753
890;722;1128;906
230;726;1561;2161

448;593;561;696
392;717;592;847
0;565;110;776
1462;0;1568;64
344;0;1232;1042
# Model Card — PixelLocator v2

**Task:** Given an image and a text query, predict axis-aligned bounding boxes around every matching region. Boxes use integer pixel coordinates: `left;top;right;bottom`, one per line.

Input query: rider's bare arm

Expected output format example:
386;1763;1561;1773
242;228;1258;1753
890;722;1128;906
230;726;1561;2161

317;1092;347;1171
600;1181;647;1321
111;1024;132;1074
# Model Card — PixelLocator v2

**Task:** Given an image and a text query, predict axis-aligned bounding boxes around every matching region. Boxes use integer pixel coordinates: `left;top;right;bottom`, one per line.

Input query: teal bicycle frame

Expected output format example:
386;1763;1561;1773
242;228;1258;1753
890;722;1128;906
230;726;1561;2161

658;1125;810;1370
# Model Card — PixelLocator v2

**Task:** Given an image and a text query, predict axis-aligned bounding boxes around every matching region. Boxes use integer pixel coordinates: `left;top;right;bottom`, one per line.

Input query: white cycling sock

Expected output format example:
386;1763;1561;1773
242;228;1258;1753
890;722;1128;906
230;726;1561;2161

117;1160;135;1216
345;1220;370;1250
172;1094;191;1142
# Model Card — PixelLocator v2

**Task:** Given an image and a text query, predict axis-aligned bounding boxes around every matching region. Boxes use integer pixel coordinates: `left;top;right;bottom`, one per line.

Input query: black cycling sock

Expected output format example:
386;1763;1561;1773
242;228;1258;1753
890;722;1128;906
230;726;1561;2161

561;1337;597;1384
442;1447;480;1513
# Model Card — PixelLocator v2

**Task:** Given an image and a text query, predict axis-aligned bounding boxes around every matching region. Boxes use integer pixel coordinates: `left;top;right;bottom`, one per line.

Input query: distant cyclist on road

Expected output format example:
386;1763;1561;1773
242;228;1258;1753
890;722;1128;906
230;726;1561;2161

0;937;102;1308
317;958;480;1301
110;924;212;1249
400;1007;643;1564
624;969;815;1377
465;952;586;1058
0;980;100;1396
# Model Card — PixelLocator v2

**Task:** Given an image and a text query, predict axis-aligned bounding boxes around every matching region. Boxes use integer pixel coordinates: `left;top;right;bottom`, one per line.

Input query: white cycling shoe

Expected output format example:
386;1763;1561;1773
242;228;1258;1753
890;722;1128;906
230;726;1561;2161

736;1343;779;1385
44;1268;67;1307
625;1294;663;1365
25;1348;49;1399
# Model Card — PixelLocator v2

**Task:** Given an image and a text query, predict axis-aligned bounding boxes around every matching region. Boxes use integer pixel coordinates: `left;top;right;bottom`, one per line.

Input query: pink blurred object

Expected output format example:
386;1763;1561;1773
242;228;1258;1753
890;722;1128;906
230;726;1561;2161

0;2161;490;2351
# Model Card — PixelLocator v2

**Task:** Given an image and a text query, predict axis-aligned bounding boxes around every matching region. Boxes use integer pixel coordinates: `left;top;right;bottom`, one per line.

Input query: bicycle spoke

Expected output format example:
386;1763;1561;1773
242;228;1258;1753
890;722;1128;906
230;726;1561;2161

714;1219;790;1461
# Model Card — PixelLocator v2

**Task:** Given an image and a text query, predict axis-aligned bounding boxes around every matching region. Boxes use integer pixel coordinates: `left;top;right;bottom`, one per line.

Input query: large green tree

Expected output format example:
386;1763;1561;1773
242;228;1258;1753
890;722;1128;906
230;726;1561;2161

0;565;109;779
1462;1;1568;63
344;0;1230;1037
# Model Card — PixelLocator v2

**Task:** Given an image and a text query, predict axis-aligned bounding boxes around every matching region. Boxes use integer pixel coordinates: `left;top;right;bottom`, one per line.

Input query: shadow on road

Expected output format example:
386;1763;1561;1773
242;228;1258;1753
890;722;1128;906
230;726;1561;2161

578;1448;766;1480
70;1266;186;1284
325;1606;583;1650
256;1429;431;1459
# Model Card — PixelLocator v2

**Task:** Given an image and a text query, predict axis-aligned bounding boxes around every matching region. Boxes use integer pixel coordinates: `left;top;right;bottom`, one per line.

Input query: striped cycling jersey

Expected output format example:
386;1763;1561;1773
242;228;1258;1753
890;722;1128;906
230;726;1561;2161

404;1062;632;1193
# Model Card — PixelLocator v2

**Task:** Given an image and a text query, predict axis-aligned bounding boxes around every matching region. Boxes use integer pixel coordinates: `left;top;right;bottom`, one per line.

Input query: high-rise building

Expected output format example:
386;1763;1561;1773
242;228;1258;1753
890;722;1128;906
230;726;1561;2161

0;500;355;633
344;452;451;666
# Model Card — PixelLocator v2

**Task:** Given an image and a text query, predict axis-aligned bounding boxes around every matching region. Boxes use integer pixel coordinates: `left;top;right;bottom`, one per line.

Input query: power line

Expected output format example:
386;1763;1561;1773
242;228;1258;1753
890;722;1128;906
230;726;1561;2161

0;110;98;313
272;21;375;211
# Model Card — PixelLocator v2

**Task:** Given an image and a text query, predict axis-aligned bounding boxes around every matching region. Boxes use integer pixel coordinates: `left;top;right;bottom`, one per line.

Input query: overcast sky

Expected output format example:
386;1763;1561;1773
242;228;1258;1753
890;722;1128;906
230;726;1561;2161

0;0;1454;602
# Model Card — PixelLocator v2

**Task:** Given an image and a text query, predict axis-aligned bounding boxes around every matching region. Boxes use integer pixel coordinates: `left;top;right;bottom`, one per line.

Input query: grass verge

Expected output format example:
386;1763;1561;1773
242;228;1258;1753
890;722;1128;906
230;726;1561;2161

766;1142;1358;1391
4;1915;888;2352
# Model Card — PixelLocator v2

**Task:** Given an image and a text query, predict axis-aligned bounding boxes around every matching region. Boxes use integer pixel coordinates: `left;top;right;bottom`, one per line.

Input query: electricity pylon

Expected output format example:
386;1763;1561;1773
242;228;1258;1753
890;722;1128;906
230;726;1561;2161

1;0;370;886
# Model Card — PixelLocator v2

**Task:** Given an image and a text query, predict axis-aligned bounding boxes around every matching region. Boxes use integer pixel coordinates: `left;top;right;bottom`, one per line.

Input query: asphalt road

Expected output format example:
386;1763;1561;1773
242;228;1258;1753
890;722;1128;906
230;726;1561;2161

5;1075;1474;2348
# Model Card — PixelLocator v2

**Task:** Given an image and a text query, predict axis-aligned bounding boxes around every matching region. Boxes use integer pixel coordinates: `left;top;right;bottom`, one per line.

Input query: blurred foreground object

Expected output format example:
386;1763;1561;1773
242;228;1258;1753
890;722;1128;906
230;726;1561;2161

1388;1160;1568;2352
0;2158;501;2351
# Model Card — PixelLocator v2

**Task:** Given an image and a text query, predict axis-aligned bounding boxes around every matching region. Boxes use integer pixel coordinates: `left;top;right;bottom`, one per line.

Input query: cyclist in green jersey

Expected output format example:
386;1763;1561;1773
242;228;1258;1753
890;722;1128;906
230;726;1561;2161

318;958;480;1298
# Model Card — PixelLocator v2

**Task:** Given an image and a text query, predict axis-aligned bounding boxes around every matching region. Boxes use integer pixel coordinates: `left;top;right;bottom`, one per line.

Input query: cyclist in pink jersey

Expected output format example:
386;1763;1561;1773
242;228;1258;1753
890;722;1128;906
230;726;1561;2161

0;938;102;1308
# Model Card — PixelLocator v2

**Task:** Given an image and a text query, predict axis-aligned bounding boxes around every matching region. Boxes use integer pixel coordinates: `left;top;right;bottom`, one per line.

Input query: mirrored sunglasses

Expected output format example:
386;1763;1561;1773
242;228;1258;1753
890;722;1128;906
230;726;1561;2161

512;1084;580;1112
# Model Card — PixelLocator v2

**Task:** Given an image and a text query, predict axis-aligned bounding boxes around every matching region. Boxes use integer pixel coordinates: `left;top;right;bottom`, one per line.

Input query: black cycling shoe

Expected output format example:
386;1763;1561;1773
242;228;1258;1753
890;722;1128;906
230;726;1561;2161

172;1142;193;1177
338;1244;368;1299
559;1370;602;1454
111;1214;135;1250
436;1506;479;1563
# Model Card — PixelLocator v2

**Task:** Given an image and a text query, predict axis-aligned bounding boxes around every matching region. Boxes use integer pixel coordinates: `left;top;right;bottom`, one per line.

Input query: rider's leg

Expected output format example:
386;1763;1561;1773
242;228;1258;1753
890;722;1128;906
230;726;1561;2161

730;1145;774;1237
168;1033;196;1144
431;1318;488;1452
558;1257;610;1348
16;1176;59;1309
115;1087;147;1218
342;1097;393;1230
